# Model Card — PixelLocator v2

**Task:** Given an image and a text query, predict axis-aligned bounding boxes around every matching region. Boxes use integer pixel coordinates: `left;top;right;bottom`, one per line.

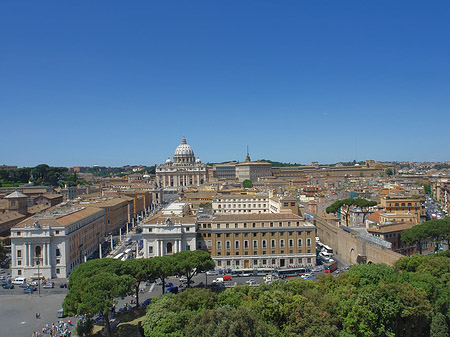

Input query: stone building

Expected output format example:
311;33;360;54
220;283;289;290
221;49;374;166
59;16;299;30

142;202;316;270
10;205;105;279
235;153;272;183
156;136;208;189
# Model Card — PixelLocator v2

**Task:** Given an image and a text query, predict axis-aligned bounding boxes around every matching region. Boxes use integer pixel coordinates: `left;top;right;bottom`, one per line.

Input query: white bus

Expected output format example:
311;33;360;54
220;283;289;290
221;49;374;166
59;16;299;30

114;253;124;260
124;248;133;259
321;244;334;255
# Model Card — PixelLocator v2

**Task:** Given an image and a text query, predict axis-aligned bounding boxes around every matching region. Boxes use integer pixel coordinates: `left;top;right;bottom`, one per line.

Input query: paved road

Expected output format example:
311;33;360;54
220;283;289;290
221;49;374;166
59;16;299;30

0;292;72;337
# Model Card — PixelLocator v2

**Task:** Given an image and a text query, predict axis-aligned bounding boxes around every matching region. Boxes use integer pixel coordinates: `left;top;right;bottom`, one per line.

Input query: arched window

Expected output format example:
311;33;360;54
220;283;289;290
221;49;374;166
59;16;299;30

35;246;41;257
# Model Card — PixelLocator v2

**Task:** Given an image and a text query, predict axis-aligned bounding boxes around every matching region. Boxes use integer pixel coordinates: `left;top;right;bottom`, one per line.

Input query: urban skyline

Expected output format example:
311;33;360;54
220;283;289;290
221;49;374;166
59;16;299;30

2;1;450;167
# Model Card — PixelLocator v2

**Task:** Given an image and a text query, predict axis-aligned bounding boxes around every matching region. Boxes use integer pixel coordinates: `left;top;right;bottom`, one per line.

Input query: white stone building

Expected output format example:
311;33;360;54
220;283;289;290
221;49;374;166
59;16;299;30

142;216;197;258
156;136;208;189
10;206;105;280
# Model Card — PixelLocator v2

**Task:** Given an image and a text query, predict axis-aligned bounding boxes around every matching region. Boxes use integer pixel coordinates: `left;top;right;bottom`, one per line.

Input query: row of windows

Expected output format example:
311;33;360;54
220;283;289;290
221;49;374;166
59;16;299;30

200;231;312;238
217;203;267;209
216;198;268;202
198;221;304;229
216;238;312;250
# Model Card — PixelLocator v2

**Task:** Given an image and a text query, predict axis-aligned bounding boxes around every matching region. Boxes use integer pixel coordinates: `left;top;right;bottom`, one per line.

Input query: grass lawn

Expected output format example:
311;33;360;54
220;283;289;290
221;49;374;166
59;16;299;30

90;307;147;336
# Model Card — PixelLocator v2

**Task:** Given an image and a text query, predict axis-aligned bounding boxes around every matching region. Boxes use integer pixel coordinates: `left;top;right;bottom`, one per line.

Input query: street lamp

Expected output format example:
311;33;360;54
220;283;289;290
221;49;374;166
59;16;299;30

35;256;42;297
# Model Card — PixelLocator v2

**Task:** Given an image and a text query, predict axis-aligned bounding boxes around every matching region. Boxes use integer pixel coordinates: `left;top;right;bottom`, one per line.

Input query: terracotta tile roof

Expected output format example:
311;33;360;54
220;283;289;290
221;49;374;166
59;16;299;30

0;211;27;224
27;204;51;215
367;223;413;234
41;193;63;199
366;211;380;223
15;206;104;228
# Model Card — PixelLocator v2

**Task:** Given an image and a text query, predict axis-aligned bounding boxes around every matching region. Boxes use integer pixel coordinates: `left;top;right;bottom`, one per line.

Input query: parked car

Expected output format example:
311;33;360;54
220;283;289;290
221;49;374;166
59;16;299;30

117;305;128;313
206;270;217;276
142;298;151;306
165;286;178;294
59;283;67;288
2;283;14;289
164;282;173;288
43;282;54;289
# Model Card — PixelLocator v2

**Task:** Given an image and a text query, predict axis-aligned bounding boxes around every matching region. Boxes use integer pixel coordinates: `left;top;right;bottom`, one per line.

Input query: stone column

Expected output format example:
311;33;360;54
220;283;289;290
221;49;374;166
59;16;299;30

178;240;182;252
24;244;28;266
28;243;32;267
156;240;160;256
43;243;47;266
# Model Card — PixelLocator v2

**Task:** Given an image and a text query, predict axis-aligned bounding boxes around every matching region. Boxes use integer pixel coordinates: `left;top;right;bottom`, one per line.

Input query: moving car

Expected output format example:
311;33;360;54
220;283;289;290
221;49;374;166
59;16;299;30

23;287;34;294
206;270;218;276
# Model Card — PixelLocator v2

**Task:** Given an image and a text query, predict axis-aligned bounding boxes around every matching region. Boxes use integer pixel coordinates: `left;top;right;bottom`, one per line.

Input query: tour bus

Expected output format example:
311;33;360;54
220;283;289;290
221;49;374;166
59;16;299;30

324;260;338;273
321;244;334;255
124;248;133;259
276;267;307;279
319;251;333;262
114;252;124;260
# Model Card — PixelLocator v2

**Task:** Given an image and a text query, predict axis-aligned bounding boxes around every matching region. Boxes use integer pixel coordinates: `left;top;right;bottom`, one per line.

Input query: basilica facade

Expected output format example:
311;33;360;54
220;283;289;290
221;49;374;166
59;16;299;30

156;137;208;189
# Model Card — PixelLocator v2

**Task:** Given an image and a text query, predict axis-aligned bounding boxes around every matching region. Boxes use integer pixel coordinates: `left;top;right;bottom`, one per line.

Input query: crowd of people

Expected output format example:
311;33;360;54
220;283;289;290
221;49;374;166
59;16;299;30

32;319;72;337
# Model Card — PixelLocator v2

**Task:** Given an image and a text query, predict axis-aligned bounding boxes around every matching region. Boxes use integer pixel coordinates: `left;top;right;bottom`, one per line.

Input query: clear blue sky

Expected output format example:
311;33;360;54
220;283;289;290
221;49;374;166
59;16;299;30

1;1;449;167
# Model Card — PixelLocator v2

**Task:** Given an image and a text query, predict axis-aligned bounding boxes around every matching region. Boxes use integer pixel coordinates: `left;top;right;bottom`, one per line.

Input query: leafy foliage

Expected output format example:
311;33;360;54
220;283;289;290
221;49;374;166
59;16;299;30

242;179;253;188
142;257;450;337
326;198;377;226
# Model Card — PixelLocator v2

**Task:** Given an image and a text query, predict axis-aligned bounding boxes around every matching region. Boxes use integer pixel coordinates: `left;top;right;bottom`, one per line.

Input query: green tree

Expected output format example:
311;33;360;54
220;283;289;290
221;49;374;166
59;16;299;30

242;179;253;188
63;272;134;337
122;258;155;307
185;305;270;337
172;250;215;288
0;240;6;262
386;168;394;176
67;258;123;289
75;318;94;337
151;256;176;295
430;312;449;337
326;198;377;226
343;282;432;336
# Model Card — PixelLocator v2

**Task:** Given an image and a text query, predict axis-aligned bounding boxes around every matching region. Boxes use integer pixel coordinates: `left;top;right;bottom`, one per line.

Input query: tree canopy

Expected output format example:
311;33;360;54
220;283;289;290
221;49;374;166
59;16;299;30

242;179;253;188
326;198;377;226
141;256;450;337
401;217;450;254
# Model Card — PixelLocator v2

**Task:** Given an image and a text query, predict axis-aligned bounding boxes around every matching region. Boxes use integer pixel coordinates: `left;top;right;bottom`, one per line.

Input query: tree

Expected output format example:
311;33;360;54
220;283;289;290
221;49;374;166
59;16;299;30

151;256;176;295
172;250;215;288
430;312;449;337
386;168;394;176
185;305;270;337
122;258;155;307
243;179;253;188
75;318;94;337
67;258;123;289
63;272;134;337
0;240;6;262
326;198;377;226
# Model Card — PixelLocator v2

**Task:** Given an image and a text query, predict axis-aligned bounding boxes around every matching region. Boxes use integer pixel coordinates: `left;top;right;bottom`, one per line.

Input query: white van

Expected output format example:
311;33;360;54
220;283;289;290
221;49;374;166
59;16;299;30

12;277;27;285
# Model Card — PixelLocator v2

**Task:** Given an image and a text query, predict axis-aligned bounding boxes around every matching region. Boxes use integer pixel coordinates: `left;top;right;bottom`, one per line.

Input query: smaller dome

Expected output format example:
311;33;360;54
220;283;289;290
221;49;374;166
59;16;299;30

166;157;172;164
196;157;201;163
